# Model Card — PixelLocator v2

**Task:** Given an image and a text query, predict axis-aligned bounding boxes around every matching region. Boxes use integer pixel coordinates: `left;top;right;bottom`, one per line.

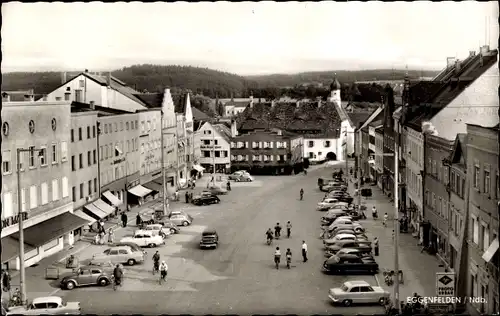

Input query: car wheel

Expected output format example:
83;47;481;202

182;221;189;226
170;228;176;234
148;243;156;248
378;297;386;305
342;299;352;307
66;281;76;290
127;259;136;266
215;200;220;204
98;278;109;286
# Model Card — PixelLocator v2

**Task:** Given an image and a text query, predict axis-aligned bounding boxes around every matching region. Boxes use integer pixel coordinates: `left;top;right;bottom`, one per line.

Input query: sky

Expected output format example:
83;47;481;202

2;1;498;75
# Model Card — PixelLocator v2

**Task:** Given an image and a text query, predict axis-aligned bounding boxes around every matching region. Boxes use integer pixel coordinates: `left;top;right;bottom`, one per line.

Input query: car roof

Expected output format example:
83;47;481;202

344;280;370;287
108;245;133;250
335;233;356;238
32;296;62;305
202;229;217;234
134;229;153;234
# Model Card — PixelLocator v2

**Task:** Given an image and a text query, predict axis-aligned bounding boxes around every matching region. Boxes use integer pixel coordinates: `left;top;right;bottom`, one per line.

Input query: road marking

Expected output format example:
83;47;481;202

48;288;61;296
374;274;381;286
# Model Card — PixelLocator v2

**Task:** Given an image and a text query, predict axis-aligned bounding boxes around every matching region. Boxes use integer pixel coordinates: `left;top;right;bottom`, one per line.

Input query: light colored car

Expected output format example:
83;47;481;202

331;217;355;225
120;230;165;248
323;236;368;248
90;245;145;266
328;280;390;306
228;170;250;180
7;296;81;315
317;198;339;210
60;266;112;290
169;213;193;226
143;223;174;237
328;220;363;232
236;174;254;182
328;233;357;243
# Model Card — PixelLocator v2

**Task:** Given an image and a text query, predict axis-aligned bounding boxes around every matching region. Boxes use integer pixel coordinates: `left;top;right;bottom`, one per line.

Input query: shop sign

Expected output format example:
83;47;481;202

201;145;222;149
2;212;28;229
436;272;455;297
112;157;126;165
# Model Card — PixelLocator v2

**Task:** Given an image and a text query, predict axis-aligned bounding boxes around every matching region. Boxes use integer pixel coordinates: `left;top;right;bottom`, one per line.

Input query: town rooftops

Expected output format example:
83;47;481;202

225;100;251;108
368;119;383;128
71;101;131;115
347;112;372;129
81;72;146;107
213;123;231;142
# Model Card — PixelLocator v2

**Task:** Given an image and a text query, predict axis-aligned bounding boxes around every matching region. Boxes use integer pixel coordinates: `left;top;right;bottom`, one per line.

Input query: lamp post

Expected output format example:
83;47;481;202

161;112;177;213
211;124;216;186
16;147;44;305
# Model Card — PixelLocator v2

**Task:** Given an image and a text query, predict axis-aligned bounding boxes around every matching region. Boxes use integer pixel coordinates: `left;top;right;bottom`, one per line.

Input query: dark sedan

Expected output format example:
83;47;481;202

329;193;354;204
192;194;220;206
322;254;379;275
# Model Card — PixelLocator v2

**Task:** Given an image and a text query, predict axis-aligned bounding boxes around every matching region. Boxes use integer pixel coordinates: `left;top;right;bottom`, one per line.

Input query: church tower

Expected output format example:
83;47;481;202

328;76;341;106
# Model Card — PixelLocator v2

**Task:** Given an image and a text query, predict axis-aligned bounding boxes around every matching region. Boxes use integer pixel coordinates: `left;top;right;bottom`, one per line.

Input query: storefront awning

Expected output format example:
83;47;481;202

482;238;499;262
93;199;116;217
74;209;97;225
10;212;88;248
128;184;152;198
192;164;205;172
1;237;34;263
102;191;123;207
143;181;162;193
83;203;108;220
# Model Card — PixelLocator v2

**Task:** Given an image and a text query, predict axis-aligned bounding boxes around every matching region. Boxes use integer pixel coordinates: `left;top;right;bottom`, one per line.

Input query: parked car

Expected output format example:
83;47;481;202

169;213;193;226
144;222;179;235
318;177;337;188
322;183;348;192
107;242;144;253
7;296;81;315
120;230;165;248
192;194;220;206
199;229;219;249
60;266;112;290
236;174;254;182
90;245;145;266
317;198;339;210
206;186;228;195
321;210;349;225
336;248;374;258
322;253;379;274
325;240;373;256
325;190;345;198
168;210;188;217
328;280;389;306
323;236;368;248
228;170;250;180
329;193;354;204
330;224;365;235
328;233;357;243
328;220;364;232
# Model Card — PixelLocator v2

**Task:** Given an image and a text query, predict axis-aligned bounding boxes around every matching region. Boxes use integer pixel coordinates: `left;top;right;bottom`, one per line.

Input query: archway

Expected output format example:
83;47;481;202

326;152;337;161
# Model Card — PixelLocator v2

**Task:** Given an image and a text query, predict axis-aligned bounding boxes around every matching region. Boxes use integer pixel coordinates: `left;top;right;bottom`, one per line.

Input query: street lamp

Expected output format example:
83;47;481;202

16;147;44;305
160;112;177;213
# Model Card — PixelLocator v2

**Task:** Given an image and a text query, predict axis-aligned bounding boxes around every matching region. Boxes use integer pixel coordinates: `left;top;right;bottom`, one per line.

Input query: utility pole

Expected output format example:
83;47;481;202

160;110;168;214
357;130;362;207
393;124;401;314
212;123;216;185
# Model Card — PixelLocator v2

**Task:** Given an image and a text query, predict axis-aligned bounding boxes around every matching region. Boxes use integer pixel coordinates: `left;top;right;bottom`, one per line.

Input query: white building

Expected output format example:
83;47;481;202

40;71;146;113
197;122;231;173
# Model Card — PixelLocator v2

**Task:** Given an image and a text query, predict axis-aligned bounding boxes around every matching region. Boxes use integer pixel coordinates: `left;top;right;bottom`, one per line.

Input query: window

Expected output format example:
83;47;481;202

120;122;124;131
41;182;48;205
72;186;76;202
88;151;92;166
203;151;210;158
484;168;490;194
471;215;479;244
93;150;96;164
94;178;97;193
126;122;129;130
93;125;96;138
88;180;92;195
79;79;84;88
51;143;58;164
2;150;11;174
141;121;145;133
62;176;69;197
308;141;314;148
114;123;118;132
2;192;14;218
29;146;36;168
481;223;489;251
52;179;59;201
71;129;74;142
80;183;84;199
215;151;220;158
61;142;68;161
87;126;90;139
309;152;314;158
474;163;480;188
29;185;37;209
324;140;331;148
39;147;47;166
203;140;210;145
104;124;108;134
79;153;83;169
78;127;82;141
17;150;25;171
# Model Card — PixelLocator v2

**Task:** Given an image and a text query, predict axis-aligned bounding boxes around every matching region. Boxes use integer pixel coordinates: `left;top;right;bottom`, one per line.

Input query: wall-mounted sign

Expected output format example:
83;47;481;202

112;157;126;165
2;212;28;229
201;145;222;149
436;272;455;297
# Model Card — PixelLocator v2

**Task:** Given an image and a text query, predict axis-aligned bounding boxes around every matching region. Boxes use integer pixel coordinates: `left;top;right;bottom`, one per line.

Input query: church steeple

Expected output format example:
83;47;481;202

328;74;341;105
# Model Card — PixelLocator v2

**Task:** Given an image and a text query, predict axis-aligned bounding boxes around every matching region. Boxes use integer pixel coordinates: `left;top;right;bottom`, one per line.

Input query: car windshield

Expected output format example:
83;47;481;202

340;284;349;292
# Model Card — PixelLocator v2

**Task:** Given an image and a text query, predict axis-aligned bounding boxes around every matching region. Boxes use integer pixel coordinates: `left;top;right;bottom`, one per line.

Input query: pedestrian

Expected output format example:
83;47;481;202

185;191;189;203
192;180;196;188
108;228;114;244
121;212;128;228
392;230;395;240
189;192;193;203
136;213;142;227
301;240;308;262
99;220;105;233
2;270;11;292
94;234;100;245
374;237;379;256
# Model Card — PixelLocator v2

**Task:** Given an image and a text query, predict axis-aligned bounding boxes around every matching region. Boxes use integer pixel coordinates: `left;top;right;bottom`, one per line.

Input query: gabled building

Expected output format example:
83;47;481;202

223;97;254;117
198;122;232;173
374;125;384;189
40;71;147;113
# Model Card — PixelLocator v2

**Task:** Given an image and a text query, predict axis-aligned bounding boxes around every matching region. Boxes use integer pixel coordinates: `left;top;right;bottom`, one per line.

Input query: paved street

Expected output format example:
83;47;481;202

47;166;387;315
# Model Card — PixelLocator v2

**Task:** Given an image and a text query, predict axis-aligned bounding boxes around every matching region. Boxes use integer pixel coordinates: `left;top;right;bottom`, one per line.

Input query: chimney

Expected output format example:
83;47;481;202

61;72;67;84
42;94;48;101
469;51;476;58
89;101;95;110
454;60;461;74
480;45;490;55
107;72;112;86
231;120;238;137
85;69;89;73
2;92;10;102
446;57;456;68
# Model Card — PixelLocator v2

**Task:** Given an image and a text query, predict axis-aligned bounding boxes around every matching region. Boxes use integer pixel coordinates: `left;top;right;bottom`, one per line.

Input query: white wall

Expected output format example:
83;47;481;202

404;127;424;212
303;138;338;162
198;122;231;166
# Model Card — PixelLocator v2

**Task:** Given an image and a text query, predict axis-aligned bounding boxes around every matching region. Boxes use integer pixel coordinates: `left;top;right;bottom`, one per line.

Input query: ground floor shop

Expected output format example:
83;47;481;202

200;163;230;174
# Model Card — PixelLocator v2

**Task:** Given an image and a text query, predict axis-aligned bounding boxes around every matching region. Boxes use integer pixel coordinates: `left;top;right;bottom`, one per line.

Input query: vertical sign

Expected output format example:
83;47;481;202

436;272;455;297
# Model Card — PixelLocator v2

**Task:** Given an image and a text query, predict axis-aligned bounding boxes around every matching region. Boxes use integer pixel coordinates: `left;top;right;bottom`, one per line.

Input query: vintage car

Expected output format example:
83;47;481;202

90;245;145;266
322;253;379;275
120;230;165;248
318;177;338;189
328;220;364;232
205;186;228;195
7;296;81;315
328;192;354;204
321;183;348;192
323;235;369;248
235;174;254;182
325;240;373;255
169;213;193;226
144;222;180;235
321;210;349;225
192;194;221;206
336;248;374;258
60;266;112;290
328;280;390;306
108;242;144;253
317;198;339;210
200;229;219;249
228;170;250;180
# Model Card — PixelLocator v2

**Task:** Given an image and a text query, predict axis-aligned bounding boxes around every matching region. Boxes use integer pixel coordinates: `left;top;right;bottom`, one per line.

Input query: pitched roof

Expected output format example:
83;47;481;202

225;100;250;108
83;73;146;107
133;93;163;108
347;112;372;129
357;105;385;131
213;124;231;142
450;133;467;165
369;119;383;128
192;107;210;121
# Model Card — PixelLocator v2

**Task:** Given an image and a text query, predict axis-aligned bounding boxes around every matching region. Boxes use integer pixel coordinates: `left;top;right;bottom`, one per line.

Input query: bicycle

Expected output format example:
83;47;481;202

274;257;280;270
152;262;159;275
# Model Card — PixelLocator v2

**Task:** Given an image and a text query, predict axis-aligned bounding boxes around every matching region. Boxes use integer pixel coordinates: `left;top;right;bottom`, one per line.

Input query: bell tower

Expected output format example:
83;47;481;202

328;75;341;106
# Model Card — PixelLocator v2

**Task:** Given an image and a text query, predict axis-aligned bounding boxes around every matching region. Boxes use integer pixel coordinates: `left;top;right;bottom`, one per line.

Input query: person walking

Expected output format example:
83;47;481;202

373;237;379;256
301;240;308;262
136;213;142;227
121;212;128;228
99;231;105;245
108;228;114;244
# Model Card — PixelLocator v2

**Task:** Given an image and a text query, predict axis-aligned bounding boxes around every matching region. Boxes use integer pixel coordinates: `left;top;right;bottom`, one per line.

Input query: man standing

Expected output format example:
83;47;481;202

121;212;128;228
373;237;379;256
301;240;308;262
185;191;189;203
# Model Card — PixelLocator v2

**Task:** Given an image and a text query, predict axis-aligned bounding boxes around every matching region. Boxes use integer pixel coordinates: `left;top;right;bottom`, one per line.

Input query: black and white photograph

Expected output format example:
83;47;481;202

1;1;499;315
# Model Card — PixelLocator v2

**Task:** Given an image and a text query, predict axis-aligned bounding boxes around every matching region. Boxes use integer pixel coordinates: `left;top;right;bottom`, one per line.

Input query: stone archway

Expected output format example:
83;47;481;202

326;152;337;161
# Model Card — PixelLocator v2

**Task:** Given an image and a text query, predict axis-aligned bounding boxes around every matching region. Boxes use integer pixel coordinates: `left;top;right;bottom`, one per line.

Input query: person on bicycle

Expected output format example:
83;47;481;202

300;188;304;200
383;213;389;226
274;247;281;269
153;251;160;273
159;260;168;282
266;228;273;243
286;221;292;238
285;248;292;269
274;223;282;238
113;264;123;286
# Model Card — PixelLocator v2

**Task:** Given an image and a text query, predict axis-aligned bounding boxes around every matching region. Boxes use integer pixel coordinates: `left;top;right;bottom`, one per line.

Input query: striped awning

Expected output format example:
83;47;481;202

128;184;152;198
74;209;97;224
102;191;123;207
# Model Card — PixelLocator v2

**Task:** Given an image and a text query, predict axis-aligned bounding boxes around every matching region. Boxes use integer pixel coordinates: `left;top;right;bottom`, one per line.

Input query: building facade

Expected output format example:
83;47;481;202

303;137;340;163
465;123;499;316
138;109;162;185
374;126;384;189
176;113;188;185
382;87;396;197
198;122;231;173
368;120;382;180
1;101;83;270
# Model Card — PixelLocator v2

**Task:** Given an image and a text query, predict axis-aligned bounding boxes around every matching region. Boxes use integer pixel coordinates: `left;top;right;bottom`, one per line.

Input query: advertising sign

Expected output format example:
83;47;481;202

436;272;455;297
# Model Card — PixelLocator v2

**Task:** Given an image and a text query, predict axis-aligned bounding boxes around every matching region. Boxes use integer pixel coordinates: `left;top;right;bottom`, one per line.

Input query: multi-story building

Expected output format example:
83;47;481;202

465;123;499;315
193;121;203;171
382;86;397;197
176;113;188;185
368;120;383;180
230;121;303;175
198;122;231;173
354;105;384;180
41;70;146;112
222;96;253;117
374;126;384;189
1;89;35;102
423;134;454;261
97;111;142;208
137;109;162;198
1;101;86;270
360;127;370;178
